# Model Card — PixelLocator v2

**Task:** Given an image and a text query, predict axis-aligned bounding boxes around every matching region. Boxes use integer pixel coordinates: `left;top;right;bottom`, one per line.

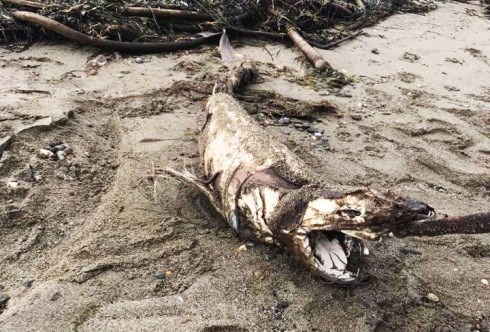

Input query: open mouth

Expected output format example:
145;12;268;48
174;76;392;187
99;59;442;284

303;231;369;284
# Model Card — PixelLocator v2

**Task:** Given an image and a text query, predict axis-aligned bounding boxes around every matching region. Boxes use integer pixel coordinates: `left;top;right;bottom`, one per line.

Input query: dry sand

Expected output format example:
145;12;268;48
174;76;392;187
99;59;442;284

0;1;489;331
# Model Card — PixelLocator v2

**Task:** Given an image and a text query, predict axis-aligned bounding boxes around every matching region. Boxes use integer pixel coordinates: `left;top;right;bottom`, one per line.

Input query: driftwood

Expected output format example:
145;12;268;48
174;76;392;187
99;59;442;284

287;26;330;72
2;0;43;9
12;11;220;53
121;7;213;21
395;213;490;237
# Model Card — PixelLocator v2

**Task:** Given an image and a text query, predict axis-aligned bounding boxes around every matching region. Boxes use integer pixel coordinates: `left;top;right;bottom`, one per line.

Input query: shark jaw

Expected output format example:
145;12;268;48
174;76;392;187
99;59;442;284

285;193;413;285
291;229;369;285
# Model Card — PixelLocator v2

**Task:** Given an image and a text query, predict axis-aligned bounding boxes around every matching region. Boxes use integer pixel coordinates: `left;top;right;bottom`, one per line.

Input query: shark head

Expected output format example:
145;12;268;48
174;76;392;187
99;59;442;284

272;185;434;285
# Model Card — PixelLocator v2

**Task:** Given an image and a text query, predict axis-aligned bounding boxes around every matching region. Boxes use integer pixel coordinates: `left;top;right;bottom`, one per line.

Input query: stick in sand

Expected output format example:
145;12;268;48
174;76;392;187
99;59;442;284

394;212;490;237
286;26;330;72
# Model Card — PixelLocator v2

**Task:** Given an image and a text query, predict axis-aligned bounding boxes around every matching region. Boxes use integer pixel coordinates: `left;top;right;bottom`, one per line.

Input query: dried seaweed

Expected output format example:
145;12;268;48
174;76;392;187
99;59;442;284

1;0;438;46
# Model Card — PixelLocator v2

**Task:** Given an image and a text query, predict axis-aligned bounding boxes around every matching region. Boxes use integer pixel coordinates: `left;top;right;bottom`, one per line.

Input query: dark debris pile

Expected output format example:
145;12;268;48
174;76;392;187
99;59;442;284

0;0;438;47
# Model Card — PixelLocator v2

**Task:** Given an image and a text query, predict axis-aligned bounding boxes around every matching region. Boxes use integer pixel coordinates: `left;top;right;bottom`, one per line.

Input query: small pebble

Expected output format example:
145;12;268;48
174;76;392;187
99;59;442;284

351;114;362;121
65;110;75;118
277;300;289;309
294;123;310;130
56;150;66;161
165;271;173;277
135;57;144;64
277;117;290;125
427;293;439;302
357;102;364;109
7;181;18;189
38;149;55;159
339;87;353;98
253;270;263;278
306;127;324;134
403;52;420;61
372;48;380;54
53;144;66;152
24;279;34;288
154;271;165;280
237;244;248;252
482;279;489;286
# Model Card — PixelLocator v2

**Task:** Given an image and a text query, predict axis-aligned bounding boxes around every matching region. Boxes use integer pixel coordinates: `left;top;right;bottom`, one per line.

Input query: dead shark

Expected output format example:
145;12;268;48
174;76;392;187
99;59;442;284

167;86;443;285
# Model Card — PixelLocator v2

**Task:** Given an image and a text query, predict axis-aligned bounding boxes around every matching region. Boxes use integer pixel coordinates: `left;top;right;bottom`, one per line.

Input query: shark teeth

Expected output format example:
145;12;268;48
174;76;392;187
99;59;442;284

302;231;359;282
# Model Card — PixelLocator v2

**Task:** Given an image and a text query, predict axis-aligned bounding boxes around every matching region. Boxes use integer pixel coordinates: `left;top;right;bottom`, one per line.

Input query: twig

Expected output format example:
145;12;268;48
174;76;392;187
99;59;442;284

229;28;288;42
122;7;212;21
2;0;43;9
306;30;364;50
286;26;330;72
12;11;221;53
12;88;51;94
394;212;490;237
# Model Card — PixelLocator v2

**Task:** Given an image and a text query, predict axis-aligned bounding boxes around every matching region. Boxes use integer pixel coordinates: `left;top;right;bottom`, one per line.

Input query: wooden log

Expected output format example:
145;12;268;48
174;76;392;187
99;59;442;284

286;27;330;72
12;11;220;54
